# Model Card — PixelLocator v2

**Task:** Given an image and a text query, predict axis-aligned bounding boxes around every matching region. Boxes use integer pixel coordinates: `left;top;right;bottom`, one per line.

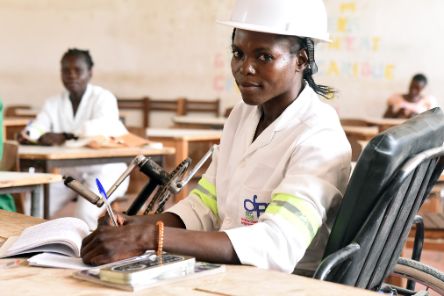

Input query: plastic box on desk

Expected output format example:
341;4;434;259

73;253;225;292
99;253;195;285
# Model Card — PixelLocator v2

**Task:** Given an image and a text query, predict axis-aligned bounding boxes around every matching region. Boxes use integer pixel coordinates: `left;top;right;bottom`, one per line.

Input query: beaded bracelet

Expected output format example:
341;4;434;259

156;220;164;259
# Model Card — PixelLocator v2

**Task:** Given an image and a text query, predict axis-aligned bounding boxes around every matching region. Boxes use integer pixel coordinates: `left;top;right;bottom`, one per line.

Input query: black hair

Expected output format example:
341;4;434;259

231;29;335;99
285;36;334;99
61;48;94;69
412;73;428;85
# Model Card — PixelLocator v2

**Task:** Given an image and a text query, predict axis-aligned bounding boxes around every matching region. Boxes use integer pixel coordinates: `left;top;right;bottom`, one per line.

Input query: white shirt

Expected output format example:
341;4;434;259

26;84;127;139
168;85;351;273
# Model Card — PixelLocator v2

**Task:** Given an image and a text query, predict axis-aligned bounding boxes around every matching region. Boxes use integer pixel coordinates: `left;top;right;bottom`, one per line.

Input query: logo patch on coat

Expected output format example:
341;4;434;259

241;195;269;225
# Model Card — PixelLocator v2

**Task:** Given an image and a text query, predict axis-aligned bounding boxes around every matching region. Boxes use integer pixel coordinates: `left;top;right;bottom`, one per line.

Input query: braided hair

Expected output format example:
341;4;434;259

291;37;335;99
61;48;94;70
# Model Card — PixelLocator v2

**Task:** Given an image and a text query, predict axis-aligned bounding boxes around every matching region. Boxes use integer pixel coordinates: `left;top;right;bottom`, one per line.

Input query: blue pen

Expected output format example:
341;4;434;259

95;178;118;227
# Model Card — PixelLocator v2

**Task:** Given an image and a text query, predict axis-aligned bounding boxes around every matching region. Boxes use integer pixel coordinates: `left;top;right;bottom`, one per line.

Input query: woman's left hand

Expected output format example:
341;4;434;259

38;132;66;146
81;223;155;265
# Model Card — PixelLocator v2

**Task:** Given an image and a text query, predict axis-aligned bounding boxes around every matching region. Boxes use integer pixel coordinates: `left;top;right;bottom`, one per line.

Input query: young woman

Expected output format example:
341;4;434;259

81;0;351;275
383;73;439;119
18;49;129;228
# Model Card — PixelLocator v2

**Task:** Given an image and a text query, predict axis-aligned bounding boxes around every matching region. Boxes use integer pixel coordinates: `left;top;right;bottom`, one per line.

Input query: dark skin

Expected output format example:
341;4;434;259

383;79;427;119
231;30;307;140
17;55;91;146
61;54;92;114
81;29;308;266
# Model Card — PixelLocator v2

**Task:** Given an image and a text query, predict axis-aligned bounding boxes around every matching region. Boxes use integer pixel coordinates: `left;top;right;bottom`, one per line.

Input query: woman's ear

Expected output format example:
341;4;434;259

296;49;308;72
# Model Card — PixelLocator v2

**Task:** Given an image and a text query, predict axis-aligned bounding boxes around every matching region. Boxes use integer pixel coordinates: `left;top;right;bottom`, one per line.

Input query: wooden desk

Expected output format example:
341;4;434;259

14;109;38;117
18;145;175;218
3;117;30;127
342;125;379;141
0;172;61;217
147;128;222;201
0;210;377;296
172;116;226;129
363;118;406;132
172;115;402;134
342;126;375;161
2;117;30;140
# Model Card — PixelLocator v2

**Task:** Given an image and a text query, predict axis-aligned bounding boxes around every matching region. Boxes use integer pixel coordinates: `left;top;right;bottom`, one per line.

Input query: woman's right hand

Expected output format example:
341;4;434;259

99;212;126;226
17;130;36;145
98;212;146;227
81;222;155;265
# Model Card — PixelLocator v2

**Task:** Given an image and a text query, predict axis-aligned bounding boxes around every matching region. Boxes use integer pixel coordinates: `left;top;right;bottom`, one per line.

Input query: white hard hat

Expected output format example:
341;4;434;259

217;0;331;43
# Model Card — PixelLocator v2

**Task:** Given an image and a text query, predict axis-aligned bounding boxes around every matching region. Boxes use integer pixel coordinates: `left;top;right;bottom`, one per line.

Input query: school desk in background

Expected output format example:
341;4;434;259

146;128;222;201
18;144;175;218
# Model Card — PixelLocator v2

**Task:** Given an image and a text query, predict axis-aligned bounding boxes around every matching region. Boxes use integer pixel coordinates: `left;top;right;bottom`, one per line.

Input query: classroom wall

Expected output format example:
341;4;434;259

1;0;443;124
318;0;444;117
0;0;237;127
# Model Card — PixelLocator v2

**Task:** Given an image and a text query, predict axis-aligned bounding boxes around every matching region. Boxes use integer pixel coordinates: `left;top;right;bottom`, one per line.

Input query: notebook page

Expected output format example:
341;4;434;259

1;217;90;258
28;253;91;269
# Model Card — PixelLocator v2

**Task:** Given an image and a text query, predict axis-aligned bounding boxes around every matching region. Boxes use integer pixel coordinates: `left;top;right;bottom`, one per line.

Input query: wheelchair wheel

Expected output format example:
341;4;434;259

391;257;444;295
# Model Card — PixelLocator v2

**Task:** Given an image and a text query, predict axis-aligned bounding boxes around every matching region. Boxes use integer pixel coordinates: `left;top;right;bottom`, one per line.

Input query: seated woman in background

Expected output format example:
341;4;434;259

383;73;439;119
17;48;129;228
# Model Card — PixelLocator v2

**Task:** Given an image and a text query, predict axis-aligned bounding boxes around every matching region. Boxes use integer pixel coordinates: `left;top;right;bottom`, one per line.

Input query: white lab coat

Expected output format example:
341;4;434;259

27;84;127;139
26;84;129;229
168;84;351;273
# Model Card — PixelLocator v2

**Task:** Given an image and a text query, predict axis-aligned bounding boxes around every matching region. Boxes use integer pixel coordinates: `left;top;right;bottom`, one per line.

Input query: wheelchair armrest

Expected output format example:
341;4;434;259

313;242;360;281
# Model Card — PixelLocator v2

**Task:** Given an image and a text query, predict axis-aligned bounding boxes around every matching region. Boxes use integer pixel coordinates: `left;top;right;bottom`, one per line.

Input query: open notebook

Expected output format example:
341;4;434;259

0;217;91;269
0;216;225;291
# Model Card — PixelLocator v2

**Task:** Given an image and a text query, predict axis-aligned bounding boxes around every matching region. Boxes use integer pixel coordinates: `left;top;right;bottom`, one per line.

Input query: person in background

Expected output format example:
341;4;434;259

17;48;129;228
383;73;439;119
81;0;351;276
